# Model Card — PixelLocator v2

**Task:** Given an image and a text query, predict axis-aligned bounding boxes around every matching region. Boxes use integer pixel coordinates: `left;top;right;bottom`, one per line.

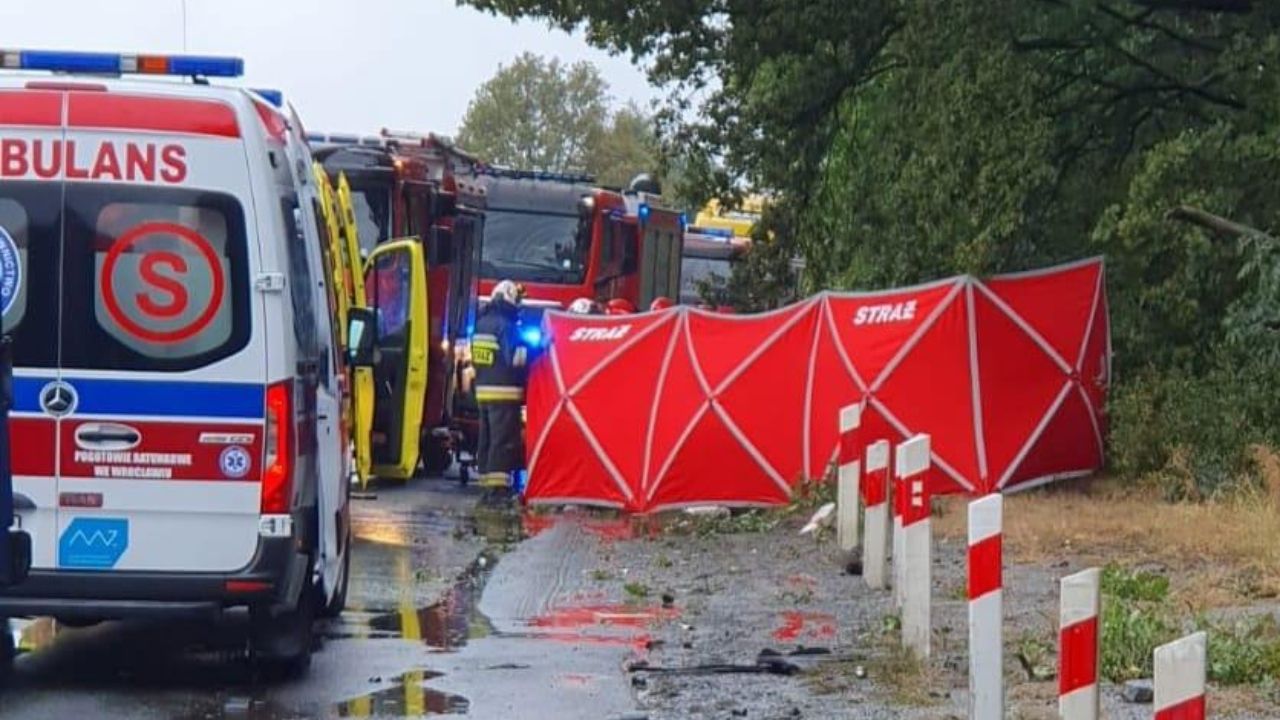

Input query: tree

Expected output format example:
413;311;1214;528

456;52;609;173
456;53;663;186
587;102;659;188
463;0;1280;493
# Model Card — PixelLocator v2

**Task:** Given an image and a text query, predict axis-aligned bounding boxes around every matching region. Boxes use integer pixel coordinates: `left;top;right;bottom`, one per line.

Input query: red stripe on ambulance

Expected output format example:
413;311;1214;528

0;90;62;127
9;417;55;476
68;93;240;138
59;420;262;482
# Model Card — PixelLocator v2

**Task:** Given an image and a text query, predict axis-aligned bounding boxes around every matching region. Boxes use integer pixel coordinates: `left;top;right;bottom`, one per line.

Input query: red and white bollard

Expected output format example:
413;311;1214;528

967;493;1003;720
1154;631;1207;720
892;461;906;608
1059;567;1102;720
896;434;931;658
862;440;891;590
836;404;861;552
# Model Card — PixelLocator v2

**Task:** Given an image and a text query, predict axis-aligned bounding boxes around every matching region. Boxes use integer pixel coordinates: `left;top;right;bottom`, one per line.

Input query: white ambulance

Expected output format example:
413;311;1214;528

0;50;358;674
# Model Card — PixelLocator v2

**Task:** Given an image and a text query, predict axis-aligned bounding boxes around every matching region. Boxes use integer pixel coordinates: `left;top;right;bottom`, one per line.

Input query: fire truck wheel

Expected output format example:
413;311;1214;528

420;441;454;478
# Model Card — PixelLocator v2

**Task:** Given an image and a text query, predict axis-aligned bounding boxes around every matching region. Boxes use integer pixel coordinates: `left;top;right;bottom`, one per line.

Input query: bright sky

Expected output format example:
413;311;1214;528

0;0;657;136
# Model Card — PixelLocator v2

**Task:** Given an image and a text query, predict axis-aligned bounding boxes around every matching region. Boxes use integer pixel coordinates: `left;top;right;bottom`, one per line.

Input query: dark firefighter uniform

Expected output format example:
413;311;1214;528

471;293;528;488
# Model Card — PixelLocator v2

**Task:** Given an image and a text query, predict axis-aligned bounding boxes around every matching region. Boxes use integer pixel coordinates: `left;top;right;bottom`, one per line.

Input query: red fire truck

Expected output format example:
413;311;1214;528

474;171;683;326
310;131;484;478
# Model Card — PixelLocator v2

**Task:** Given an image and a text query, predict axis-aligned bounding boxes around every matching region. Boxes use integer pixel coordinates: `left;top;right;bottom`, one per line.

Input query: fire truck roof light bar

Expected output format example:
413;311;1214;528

306;133;387;148
478;166;596;184
2;50;244;78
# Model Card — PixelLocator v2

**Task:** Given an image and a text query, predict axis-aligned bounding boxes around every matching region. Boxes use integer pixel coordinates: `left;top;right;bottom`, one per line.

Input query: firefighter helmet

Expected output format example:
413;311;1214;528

649;296;675;312
567;297;599;314
491;279;524;305
605;298;637;315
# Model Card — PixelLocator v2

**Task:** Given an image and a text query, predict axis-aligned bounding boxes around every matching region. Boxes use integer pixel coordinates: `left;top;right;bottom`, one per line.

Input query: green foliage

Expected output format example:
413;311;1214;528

456;53;660;185
1094;566;1280;686
460;1;1280;492
1101;564;1170;603
1203;615;1280;685
1100;565;1177;682
623;581;650;599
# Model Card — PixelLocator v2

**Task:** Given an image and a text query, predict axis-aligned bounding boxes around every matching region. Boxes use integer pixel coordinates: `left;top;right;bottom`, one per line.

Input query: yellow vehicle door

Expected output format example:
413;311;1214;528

365;239;428;481
337;173;374;484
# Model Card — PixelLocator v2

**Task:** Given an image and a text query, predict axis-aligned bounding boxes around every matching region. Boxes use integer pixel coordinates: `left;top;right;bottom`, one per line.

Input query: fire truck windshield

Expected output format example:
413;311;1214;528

349;185;392;255
681;255;733;302
481;209;586;284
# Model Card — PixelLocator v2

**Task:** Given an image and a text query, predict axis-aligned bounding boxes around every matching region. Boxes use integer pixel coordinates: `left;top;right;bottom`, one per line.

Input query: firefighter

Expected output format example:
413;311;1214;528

649;296;675;312
472;280;528;490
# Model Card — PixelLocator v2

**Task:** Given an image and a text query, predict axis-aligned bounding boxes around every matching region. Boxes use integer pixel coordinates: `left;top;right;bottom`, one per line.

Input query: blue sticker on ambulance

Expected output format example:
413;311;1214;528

59;518;129;569
0;225;22;316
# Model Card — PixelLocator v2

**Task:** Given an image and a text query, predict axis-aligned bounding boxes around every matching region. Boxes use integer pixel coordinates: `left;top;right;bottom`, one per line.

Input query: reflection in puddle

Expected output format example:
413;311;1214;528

325;551;495;650
336;670;469;717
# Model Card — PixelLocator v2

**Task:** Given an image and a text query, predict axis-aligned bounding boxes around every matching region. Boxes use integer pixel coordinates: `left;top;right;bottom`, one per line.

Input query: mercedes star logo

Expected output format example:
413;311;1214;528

39;381;77;417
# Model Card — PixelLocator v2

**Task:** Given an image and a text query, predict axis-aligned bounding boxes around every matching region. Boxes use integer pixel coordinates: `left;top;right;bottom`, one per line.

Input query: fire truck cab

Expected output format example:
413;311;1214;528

310;132;484;479
475;171;682;330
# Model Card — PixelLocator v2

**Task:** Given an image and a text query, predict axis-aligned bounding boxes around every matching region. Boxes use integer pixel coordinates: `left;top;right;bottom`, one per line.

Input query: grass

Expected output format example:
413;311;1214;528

623;581;651;599
932;478;1280;610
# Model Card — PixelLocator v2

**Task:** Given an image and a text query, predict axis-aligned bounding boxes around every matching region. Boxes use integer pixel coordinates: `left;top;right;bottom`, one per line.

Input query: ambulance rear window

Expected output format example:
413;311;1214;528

60;185;251;371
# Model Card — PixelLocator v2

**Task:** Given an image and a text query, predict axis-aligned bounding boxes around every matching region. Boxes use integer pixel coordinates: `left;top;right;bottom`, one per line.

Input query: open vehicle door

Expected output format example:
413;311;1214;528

337;175;374;484
365;240;427;481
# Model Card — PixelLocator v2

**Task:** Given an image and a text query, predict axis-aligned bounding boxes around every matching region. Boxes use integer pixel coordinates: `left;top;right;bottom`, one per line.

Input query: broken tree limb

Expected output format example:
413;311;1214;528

1165;205;1276;242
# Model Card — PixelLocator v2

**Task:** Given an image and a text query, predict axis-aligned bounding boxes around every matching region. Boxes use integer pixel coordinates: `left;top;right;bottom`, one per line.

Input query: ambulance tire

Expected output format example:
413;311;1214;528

250;585;315;679
320;528;351;619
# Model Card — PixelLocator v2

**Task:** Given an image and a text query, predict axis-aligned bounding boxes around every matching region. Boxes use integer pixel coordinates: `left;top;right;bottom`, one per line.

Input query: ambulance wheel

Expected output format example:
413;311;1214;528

250;591;315;679
320;531;351;619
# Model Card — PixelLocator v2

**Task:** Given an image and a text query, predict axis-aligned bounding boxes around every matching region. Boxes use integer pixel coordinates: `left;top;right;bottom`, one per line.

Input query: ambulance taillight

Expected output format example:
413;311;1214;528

262;382;293;514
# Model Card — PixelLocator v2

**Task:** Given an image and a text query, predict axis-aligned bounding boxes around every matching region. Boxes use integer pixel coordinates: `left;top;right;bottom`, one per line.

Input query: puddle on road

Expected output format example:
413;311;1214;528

325;551;496;650
334;669;469;717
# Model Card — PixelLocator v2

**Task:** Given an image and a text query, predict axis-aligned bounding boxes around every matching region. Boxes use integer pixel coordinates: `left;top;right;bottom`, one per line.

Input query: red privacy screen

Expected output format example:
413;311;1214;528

525;258;1109;513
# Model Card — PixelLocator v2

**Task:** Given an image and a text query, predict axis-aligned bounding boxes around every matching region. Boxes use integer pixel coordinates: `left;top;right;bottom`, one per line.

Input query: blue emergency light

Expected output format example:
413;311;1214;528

638;203;652;224
2;49;244;78
520;326;544;348
252;88;284;107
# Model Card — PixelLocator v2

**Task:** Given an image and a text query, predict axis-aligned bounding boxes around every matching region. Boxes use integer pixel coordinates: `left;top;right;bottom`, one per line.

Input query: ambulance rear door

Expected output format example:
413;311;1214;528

54;90;268;573
0;87;66;569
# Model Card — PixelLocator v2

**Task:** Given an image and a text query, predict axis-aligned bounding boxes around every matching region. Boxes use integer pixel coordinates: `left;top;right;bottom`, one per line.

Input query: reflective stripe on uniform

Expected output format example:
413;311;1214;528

477;471;509;488
476;384;525;403
471;333;500;350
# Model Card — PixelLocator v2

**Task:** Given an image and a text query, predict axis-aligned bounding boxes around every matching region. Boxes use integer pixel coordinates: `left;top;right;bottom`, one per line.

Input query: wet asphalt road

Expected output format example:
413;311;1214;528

0;476;639;720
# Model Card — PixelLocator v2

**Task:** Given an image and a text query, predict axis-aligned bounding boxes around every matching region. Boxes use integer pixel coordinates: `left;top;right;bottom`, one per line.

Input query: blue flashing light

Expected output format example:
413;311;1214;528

679;212;688;230
20;50;119;74
520;326;544;347
638;203;652;224
252;88;284;107
7;49;244;78
166;55;244;78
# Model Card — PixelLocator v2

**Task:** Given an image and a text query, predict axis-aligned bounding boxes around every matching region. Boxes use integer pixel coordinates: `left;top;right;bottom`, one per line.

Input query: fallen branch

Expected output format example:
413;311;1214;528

1164;205;1277;242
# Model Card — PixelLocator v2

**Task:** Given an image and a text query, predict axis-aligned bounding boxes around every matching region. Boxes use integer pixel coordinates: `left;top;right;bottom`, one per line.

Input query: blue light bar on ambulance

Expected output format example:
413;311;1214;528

1;50;244;78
